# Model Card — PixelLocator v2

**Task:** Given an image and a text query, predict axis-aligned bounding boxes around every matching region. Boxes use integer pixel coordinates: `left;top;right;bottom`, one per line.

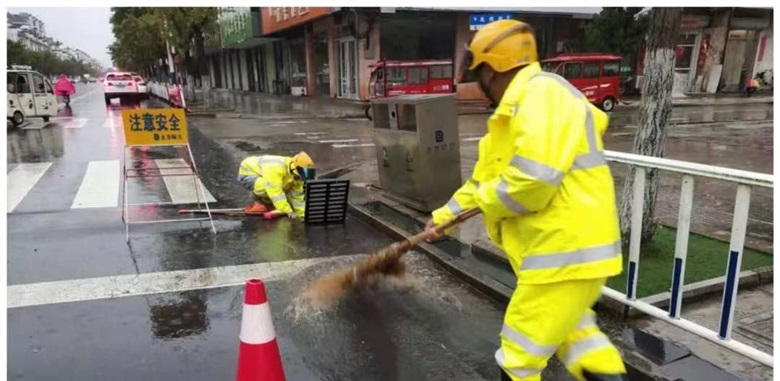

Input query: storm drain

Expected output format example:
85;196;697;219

304;179;350;225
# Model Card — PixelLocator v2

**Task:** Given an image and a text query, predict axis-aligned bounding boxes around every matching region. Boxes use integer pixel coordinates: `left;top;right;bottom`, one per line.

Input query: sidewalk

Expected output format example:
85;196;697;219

621;93;773;108
185;87;773;117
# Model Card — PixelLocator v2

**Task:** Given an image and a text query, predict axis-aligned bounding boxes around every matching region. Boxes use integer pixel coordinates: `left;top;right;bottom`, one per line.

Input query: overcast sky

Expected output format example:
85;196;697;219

9;7;114;67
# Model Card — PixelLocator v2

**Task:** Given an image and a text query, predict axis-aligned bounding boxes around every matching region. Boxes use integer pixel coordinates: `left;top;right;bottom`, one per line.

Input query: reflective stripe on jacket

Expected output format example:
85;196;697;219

238;155;306;216
431;62;622;285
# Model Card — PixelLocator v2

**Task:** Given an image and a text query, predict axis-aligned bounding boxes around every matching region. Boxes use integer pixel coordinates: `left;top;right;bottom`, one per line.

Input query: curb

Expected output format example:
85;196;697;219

346;200;670;381
347;202;514;303
201;113;368;121
620;98;773;108
348;199;760;380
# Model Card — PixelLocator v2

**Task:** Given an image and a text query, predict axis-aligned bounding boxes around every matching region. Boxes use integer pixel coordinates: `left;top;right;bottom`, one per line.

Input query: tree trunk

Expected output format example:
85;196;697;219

619;8;682;244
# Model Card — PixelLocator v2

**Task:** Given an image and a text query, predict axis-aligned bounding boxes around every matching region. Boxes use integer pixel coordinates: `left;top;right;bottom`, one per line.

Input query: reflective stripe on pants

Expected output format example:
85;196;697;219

497;278;626;381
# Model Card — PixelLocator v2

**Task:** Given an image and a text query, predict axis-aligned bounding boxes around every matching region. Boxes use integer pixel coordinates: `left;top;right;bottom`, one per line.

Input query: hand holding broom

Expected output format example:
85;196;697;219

295;207;482;311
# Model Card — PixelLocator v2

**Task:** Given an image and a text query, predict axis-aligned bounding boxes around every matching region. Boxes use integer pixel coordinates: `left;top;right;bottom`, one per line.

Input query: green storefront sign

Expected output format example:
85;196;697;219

219;7;253;47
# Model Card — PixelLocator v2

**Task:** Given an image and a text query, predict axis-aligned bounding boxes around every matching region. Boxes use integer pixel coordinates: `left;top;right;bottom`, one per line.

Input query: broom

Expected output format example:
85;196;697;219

296;207;482;310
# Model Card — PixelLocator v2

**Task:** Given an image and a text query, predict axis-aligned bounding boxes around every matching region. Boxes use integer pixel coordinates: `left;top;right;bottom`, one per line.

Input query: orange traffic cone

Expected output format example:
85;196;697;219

235;279;286;381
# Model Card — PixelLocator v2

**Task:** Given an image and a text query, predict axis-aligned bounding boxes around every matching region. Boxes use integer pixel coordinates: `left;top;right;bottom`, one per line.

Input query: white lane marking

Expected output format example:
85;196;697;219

104;116;123;128
294;131;327;136
7;162;52;212
52;117;89;129
155;158;217;204
461;137;482;142
69;88;99;103
319;139;359;144
332;143;375;148
71;160;121;209
8;254;366;308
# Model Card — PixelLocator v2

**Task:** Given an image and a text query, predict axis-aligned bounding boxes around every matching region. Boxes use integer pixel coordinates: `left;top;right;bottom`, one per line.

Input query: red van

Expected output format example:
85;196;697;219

368;59;455;99
541;53;622;111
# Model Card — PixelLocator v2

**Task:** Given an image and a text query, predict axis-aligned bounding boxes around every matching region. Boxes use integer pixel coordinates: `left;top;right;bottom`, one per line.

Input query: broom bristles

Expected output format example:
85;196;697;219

295;243;410;311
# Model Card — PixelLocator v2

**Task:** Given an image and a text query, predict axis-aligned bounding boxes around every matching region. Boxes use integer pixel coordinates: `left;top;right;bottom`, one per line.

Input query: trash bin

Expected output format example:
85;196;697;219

370;94;462;213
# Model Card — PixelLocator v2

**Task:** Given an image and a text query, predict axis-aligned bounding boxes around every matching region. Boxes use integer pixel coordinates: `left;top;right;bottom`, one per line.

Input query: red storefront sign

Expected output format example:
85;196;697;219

260;7;332;35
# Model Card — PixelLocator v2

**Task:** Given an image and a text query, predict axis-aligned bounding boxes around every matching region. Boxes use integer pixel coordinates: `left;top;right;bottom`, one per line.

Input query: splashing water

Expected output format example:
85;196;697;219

285;259;463;324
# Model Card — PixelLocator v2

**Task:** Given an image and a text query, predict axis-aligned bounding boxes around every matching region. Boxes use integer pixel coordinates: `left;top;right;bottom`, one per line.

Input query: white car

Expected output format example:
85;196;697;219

133;75;149;99
103;72;139;105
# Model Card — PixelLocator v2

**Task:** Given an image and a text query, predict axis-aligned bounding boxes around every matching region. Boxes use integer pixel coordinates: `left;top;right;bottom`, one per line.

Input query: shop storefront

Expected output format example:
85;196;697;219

260;7;334;96
452;10;592;100
720;14;773;92
311;28;330;96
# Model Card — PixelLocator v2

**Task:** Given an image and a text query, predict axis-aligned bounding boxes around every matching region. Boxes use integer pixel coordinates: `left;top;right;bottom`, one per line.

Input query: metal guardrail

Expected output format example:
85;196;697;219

602;150;774;367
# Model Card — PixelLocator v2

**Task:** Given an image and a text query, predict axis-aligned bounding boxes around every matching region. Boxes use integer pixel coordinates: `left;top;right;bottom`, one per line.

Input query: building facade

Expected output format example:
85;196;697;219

203;7;774;101
636;7;773;94
205;7;599;101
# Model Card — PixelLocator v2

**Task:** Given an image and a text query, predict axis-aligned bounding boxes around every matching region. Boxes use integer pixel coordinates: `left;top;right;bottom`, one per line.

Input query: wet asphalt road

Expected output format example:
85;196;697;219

6;85;529;380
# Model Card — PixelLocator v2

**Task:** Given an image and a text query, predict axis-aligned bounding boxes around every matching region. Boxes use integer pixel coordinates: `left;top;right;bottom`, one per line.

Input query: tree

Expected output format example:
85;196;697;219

618;8;682;243
583;7;649;69
7;39;101;77
108;7;219;87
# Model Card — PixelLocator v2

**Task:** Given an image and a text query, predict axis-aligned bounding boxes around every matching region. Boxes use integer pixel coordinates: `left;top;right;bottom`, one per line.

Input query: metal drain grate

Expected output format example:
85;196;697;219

304;179;350;224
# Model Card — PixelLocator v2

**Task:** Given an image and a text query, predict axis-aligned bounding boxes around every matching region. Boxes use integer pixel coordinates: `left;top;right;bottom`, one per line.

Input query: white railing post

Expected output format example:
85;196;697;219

626;167;646;301
669;175;694;319
718;184;752;340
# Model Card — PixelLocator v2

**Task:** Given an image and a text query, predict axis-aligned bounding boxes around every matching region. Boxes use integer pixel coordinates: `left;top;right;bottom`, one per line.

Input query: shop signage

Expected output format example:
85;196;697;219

260;7;333;35
730;17;771;30
219;7;254;47
469;13;513;31
679;15;710;30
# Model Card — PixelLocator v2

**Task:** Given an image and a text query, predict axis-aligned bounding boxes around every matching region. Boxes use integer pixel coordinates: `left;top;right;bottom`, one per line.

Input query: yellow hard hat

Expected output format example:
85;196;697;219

465;19;538;73
292;151;315;168
292;151;316;180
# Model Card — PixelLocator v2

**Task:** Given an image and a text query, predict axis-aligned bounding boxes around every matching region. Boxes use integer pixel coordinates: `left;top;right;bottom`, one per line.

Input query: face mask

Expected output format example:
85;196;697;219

478;74;498;109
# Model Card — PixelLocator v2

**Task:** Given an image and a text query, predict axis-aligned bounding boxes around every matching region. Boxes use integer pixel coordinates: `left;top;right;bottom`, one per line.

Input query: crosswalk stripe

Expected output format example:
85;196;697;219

71;160;121;209
8;253;370;308
155;159;217;204
7;162;52;212
333;143;375;148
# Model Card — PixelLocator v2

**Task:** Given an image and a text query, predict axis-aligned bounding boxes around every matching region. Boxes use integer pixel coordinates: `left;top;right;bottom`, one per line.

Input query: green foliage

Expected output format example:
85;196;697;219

583;7;649;59
108;7;220;76
7;39;100;77
606;226;773;298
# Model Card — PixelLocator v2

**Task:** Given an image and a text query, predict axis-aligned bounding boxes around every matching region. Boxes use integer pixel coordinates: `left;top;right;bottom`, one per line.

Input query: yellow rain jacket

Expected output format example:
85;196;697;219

432;63;622;285
238;155;306;217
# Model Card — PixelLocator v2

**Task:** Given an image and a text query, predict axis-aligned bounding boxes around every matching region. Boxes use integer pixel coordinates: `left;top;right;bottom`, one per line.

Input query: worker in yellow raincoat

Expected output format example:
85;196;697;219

426;20;628;381
237;151;316;219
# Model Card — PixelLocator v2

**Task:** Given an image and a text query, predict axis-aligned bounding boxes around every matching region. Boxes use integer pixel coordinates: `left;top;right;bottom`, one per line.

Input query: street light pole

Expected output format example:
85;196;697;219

166;39;176;85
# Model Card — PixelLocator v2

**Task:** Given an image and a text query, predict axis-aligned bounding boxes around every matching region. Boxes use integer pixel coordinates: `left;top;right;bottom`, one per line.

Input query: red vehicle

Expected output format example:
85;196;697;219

541;53;622;111
368;59;455;99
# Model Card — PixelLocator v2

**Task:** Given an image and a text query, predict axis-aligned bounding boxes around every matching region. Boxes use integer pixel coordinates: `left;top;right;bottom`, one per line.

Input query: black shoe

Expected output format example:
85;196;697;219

583;370;630;381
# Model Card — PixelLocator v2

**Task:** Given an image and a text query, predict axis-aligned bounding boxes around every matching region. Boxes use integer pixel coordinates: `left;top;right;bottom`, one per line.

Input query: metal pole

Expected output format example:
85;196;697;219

718;185;751;340
602;287;772;367
166;40;175;85
626;167;645;301
187;143;216;234
669;175;694;318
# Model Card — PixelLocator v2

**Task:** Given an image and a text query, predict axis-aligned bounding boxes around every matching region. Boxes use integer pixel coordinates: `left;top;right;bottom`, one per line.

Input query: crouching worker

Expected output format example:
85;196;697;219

237;151;316;219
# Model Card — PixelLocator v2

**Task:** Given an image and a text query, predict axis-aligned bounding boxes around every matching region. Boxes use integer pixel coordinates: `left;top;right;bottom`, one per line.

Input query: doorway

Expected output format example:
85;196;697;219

337;38;359;99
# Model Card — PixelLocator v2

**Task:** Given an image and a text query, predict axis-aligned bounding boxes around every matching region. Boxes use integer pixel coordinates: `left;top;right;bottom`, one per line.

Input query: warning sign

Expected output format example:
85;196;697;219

121;108;189;146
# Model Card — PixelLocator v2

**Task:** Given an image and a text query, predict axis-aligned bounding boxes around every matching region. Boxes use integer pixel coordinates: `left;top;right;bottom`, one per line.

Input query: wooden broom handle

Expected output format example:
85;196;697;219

397;208;482;251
